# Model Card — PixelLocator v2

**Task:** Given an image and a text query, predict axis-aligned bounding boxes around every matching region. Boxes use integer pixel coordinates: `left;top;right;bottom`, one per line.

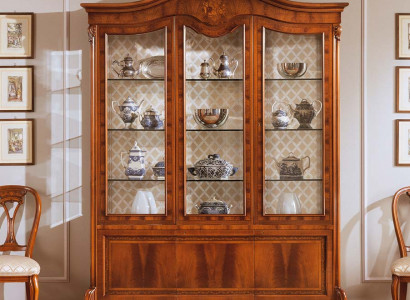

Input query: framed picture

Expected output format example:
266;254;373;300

396;119;410;166
396;13;410;59
396;66;410;112
0;119;34;165
0;66;33;112
0;13;33;58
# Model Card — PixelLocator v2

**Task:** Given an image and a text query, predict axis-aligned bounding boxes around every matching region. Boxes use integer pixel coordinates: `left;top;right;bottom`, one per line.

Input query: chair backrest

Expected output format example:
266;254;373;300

392;186;410;258
0;185;41;258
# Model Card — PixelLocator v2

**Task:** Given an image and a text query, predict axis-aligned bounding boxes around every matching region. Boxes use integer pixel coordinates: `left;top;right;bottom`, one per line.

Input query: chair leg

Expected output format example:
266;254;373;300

31;275;39;300
392;275;400;300
400;282;407;300
25;281;31;299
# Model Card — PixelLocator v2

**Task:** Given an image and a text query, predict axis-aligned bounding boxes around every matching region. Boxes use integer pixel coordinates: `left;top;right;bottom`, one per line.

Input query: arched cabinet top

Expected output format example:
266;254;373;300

81;0;348;26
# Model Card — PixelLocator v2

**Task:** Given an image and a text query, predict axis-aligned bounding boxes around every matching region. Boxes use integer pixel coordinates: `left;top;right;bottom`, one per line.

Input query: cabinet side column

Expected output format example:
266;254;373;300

333;23;347;300
85;23;97;300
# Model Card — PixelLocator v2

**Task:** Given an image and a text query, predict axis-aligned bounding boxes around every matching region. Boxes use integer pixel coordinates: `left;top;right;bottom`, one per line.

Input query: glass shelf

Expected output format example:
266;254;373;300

108;128;165;132
265;128;322;132
265;179;322;182
108;179;165;182
107;78;164;82
265;78;322;81
186;129;243;132
186;78;242;82
187;178;243;182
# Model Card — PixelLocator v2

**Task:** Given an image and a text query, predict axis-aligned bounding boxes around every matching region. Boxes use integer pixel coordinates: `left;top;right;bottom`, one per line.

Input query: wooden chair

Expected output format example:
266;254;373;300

0;185;41;300
391;186;410;300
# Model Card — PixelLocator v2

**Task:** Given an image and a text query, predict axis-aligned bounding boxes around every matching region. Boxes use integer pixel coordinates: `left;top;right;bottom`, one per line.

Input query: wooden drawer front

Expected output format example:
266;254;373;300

176;238;254;292
105;237;177;294
255;236;326;295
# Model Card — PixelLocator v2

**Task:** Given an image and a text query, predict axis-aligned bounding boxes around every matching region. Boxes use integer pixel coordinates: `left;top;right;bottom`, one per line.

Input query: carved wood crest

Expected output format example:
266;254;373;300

202;0;227;21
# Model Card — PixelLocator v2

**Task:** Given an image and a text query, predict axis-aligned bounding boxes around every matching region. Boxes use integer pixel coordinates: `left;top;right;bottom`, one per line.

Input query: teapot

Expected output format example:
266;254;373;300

121;141;146;180
288;99;322;129
209;52;238;79
273;152;310;180
139;105;164;130
271;101;292;129
112;54;139;78
112;97;144;129
199;59;212;79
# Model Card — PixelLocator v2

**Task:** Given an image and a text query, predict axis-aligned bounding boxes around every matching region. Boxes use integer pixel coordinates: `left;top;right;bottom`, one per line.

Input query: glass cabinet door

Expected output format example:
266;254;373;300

184;26;245;216
106;29;167;215
263;28;324;215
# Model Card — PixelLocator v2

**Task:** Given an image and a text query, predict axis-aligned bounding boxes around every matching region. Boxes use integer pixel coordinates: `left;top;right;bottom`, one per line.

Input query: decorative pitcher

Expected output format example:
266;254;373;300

288;99;322;129
112;97;144;129
112;54;139;78
209;52;238;79
273;152;310;180
271;101;292;129
121;141;146;180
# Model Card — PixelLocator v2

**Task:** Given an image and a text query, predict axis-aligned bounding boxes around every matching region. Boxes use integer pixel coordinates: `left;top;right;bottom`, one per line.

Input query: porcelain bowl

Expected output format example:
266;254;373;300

193;108;229;128
277;63;307;78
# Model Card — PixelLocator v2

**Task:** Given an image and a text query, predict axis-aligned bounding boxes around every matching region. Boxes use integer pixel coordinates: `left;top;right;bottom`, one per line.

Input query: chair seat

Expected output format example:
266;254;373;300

392;257;410;276
0;255;40;276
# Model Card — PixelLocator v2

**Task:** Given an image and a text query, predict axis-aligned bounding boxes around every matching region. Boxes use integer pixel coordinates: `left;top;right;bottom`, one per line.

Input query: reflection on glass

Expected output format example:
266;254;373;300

263;29;324;215
185;26;245;215
106;29;166;215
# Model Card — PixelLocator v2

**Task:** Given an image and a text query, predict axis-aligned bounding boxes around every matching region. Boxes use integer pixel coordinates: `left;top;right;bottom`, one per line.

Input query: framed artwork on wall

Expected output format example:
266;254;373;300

396;13;410;59
0;13;33;59
0;66;33;112
0;119;34;165
396;66;410;112
396;119;410;166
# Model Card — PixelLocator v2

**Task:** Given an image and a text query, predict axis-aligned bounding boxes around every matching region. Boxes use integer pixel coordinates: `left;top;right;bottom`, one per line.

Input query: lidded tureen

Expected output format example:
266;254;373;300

195;197;232;215
152;159;165;179
188;154;238;180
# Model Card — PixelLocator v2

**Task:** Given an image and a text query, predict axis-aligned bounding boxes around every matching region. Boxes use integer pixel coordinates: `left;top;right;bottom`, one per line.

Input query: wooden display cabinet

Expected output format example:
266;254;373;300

81;0;348;299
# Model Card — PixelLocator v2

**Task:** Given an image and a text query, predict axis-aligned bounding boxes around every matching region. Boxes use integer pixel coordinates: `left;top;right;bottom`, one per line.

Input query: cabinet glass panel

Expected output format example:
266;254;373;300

106;29;166;215
184;26;244;215
263;29;323;215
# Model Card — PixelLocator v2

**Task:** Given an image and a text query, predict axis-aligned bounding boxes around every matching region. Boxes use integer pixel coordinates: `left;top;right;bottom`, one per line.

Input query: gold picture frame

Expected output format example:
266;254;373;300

0;66;33;112
396;66;410;113
0;13;33;59
396;13;410;59
396;119;410;166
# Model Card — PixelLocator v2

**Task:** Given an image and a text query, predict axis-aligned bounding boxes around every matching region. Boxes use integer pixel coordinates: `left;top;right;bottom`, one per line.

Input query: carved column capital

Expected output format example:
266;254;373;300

334;24;342;41
88;25;97;44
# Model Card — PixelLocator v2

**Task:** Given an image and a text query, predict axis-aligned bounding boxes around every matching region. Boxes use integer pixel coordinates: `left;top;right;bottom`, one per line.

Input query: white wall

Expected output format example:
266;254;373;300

0;0;409;299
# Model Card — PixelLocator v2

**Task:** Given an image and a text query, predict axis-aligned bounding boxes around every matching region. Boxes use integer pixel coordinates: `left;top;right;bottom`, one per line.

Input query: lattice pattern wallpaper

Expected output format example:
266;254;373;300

107;29;165;79
186;81;243;130
265;80;323;130
264;181;323;214
186;131;244;179
265;130;322;180
108;181;165;214
186;181;244;214
265;30;323;79
107;81;165;129
185;27;244;80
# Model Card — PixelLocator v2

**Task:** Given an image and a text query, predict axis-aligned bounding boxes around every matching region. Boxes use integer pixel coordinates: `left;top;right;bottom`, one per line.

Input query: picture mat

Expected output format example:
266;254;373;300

0;15;32;57
398;121;410;164
0;120;33;164
0;67;32;110
398;15;410;58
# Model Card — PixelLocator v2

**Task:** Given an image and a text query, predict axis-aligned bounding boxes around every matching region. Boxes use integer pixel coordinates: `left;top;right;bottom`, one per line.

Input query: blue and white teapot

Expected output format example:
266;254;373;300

121;141;146;180
112;96;144;129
